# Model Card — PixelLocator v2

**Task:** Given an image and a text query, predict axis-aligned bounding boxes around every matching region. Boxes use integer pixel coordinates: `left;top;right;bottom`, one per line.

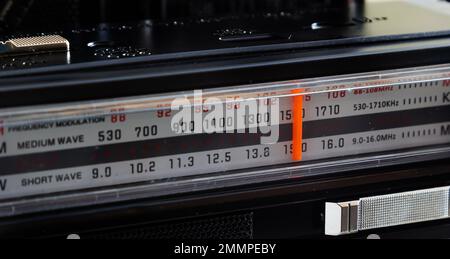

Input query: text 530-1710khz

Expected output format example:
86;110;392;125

174;243;277;256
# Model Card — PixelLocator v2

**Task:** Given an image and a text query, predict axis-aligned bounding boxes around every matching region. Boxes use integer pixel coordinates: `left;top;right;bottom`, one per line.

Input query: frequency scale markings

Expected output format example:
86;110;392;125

0;72;449;200
0;78;449;158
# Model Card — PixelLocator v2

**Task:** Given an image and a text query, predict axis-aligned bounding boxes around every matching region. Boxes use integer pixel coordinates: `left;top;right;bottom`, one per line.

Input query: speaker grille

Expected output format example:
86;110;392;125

85;213;253;239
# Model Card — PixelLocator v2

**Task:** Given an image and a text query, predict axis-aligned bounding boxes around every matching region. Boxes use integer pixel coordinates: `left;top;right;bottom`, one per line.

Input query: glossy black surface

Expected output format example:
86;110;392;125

1;1;450;73
1;159;450;239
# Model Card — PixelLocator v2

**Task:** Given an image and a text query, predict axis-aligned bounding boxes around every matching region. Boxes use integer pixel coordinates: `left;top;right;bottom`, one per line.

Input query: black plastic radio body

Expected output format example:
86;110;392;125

1;0;450;239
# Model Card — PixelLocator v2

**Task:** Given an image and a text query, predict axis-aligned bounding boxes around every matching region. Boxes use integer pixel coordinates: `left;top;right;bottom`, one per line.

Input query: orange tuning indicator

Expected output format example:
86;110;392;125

291;89;304;161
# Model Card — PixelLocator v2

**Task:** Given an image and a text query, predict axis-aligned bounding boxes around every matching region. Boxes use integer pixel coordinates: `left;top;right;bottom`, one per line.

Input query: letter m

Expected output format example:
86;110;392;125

0;142;6;154
441;125;450;136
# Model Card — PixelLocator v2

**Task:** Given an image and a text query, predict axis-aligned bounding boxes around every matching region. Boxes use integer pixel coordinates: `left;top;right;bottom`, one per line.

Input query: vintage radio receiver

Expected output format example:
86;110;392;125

1;0;450;239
